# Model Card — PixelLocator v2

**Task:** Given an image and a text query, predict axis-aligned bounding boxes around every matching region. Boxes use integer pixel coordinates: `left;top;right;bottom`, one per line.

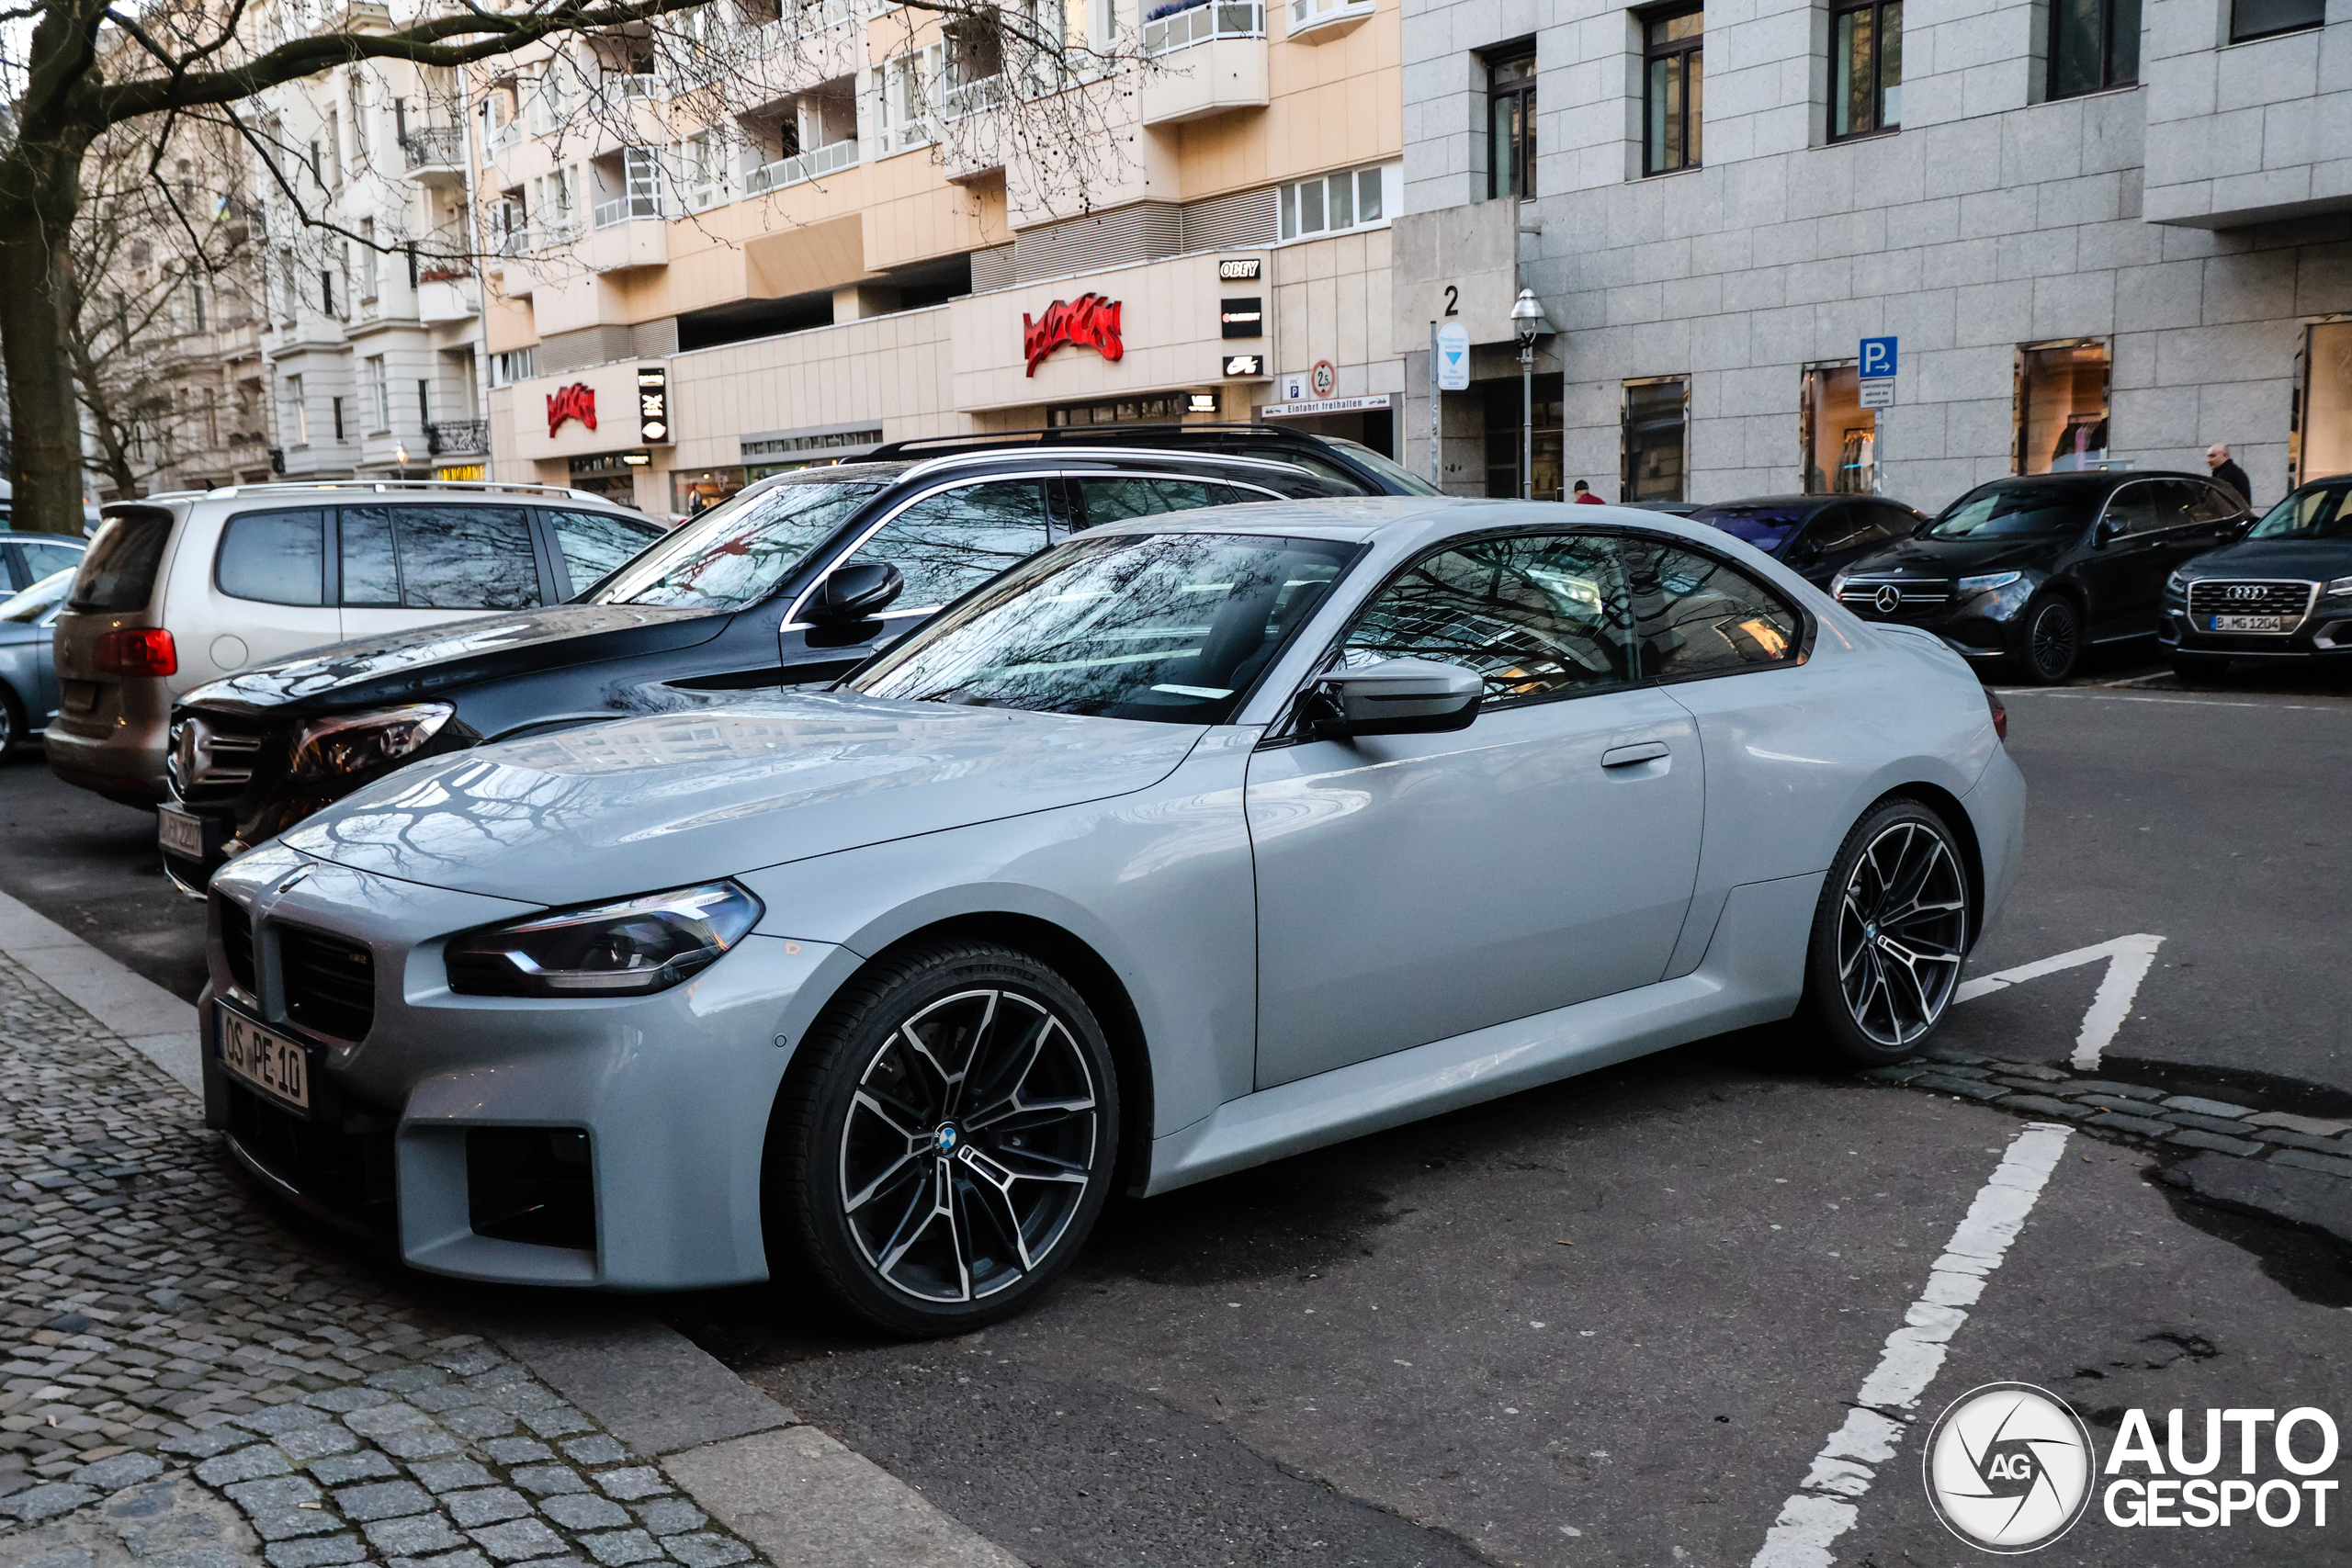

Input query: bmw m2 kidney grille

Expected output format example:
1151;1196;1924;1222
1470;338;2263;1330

277;926;376;1041
2185;580;2314;622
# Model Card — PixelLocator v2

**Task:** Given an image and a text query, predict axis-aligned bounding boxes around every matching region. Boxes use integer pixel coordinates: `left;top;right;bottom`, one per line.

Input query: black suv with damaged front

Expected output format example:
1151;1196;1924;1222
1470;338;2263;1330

1828;471;2249;683
2162;473;2352;678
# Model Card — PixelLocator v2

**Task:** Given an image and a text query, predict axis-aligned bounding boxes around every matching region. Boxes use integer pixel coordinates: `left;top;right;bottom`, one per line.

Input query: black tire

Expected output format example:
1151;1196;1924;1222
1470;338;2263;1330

1795;799;1973;1067
765;940;1121;1337
0;684;19;755
2014;595;2081;684
2169;652;2228;682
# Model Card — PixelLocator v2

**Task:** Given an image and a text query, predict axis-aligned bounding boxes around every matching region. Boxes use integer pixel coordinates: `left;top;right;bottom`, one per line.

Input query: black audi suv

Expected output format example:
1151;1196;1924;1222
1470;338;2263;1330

160;432;1386;891
2162;472;2352;677
1826;470;2250;682
1684;494;1932;589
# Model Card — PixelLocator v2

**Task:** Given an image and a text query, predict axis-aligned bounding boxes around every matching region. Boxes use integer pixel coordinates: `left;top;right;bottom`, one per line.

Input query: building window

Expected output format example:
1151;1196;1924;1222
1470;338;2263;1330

1801;365;1876;493
2232;0;2323;41
1487;51;1536;200
1623;377;1688;502
1484;374;1564;499
1049;393;1194;425
490;348;537;387
368;355;390;433
1643;7;1702;175
287;375;310;446
319;267;335;316
190;278;206;332
332;396;345;441
1278;163;1395;240
360;219;379;298
418;379;432;428
2294;320;2352;487
1830;0;1900;139
2048;0;2137;99
2015;340;2111;475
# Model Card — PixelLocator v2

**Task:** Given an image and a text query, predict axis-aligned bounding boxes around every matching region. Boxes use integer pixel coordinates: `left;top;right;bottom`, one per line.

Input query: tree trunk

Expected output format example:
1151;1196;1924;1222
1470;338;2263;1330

0;135;95;537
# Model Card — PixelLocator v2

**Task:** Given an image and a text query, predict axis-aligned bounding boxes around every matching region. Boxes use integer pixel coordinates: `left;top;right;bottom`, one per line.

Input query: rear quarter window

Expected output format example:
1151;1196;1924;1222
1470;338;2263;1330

70;511;175;612
215;509;326;605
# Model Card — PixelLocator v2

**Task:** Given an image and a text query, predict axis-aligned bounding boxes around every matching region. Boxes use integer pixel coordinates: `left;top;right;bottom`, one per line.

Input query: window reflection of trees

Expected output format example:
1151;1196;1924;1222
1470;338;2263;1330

588;482;881;611
1621;540;1802;676
1343;534;1638;700
847;482;1050;610
856;534;1351;724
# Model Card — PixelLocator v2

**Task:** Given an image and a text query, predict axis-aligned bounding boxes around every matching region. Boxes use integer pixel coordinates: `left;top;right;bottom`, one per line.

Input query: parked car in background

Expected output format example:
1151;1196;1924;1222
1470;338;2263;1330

1685;495;1931;589
43;482;665;809
1826;470;2251;682
158;440;1378;893
0;568;74;752
2;529;87;592
200;495;2020;1332
2162;472;2352;677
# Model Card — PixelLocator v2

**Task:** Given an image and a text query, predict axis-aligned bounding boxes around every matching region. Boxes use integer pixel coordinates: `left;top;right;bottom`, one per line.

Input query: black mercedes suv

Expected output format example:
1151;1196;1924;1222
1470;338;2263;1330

160;432;1384;891
2162;472;2352;677
1826;470;2250;682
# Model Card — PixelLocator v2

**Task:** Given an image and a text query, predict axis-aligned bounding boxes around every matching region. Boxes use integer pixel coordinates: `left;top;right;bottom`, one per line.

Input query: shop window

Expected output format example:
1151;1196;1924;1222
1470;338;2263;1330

2232;0;2322;42
1482;374;1564;500
1050;393;1193;425
1487;51;1537;200
1830;0;1900;140
1277;164;1395;241
2295;320;2352;488
1800;366;1876;494
1642;6;1702;175
2047;0;2136;99
2015;341;2111;475
1623;378;1689;502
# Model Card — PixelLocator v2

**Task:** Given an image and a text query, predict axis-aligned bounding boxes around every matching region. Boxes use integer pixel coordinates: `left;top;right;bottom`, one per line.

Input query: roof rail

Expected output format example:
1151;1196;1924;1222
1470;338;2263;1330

865;423;1317;461
135;479;625;507
894;446;1322;483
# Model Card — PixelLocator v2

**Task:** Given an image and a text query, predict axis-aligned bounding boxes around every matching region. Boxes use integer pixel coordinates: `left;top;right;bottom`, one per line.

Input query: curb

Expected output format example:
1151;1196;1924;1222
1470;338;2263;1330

0;886;1019;1568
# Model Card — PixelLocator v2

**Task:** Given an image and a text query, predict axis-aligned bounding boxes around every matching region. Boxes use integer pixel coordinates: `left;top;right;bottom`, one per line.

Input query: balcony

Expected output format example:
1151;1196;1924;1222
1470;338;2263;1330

401;126;467;186
745;137;859;195
600;72;660;105
941;73;1007;121
416;267;480;323
1138;1;1269;124
425;419;490;457
588;204;666;271
593;193;662;228
1285;0;1373;39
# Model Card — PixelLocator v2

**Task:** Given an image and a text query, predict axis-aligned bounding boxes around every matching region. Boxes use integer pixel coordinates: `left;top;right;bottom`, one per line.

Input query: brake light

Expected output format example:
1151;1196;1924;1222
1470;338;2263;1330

95;627;177;677
1985;686;2007;742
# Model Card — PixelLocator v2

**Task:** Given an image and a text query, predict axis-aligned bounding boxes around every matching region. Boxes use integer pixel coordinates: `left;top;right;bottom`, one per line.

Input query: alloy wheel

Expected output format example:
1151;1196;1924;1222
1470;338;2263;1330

2028;600;2079;682
1835;821;1969;1048
839;987;1100;1303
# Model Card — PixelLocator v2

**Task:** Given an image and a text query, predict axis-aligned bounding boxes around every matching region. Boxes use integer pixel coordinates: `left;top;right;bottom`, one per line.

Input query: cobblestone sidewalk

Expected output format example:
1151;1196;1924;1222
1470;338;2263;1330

0;950;766;1568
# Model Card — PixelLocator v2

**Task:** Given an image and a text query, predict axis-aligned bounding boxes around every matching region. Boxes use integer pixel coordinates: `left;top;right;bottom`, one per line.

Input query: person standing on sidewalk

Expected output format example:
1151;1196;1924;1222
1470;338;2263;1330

1572;480;1605;505
2206;444;2252;508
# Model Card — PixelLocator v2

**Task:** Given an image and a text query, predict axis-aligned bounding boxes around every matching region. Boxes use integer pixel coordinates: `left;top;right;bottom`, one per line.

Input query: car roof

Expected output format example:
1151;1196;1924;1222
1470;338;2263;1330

1690;495;1838;511
1080;494;1752;554
123;479;649;511
1;530;86;544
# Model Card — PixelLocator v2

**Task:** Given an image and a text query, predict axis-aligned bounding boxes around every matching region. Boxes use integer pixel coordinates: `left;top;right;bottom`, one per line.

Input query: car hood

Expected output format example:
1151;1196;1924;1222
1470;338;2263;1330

2181;537;2352;579
277;691;1210;906
180;604;730;717
1841;535;2058;577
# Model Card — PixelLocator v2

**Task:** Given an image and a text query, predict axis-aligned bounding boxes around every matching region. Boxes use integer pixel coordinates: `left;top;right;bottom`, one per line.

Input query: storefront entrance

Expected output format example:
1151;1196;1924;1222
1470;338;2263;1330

1483;375;1564;500
1800;364;1877;493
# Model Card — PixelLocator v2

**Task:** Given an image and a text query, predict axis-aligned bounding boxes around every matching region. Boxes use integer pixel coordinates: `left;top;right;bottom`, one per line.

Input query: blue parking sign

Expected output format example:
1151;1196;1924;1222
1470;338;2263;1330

1860;337;1897;379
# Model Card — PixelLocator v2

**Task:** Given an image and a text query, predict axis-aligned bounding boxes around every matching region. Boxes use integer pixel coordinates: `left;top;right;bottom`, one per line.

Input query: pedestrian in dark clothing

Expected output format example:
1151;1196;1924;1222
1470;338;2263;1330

2206;443;2252;508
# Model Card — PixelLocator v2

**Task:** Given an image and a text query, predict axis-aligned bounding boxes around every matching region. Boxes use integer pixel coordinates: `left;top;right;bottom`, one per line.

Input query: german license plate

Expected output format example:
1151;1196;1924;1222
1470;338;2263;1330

218;1004;311;1111
158;804;205;859
2210;615;2285;632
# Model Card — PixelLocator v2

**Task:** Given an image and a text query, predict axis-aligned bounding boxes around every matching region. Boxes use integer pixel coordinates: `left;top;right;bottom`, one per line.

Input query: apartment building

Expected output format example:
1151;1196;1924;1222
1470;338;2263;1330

1397;0;2352;511
474;0;1404;515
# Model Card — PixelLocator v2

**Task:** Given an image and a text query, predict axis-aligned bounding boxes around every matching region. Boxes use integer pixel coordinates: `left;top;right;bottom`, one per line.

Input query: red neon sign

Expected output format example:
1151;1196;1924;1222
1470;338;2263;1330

1023;294;1124;377
547;383;598;437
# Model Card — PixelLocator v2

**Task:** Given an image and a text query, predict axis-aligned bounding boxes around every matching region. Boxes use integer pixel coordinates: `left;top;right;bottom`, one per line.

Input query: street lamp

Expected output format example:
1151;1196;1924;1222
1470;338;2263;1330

1510;288;1549;501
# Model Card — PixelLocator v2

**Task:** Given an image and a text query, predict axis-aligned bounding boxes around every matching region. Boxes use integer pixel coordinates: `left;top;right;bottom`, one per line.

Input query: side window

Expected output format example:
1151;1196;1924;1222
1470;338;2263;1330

2099;482;2161;536
215;509;326;605
1794;505;1863;555
2186;481;2242;525
1068;478;1250;532
849;481;1049;611
20;542;83;582
548;510;662;597
1622;540;1804;681
1341;532;1635;702
338;506;543;610
2147;479;2200;532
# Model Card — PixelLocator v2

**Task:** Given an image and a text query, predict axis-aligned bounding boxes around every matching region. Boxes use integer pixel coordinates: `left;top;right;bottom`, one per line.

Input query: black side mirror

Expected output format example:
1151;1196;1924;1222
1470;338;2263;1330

2093;518;2124;547
1305;659;1483;739
806;561;904;625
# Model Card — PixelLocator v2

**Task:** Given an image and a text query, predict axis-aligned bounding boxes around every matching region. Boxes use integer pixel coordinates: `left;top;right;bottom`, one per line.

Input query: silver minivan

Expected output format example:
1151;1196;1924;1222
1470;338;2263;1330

45;480;664;807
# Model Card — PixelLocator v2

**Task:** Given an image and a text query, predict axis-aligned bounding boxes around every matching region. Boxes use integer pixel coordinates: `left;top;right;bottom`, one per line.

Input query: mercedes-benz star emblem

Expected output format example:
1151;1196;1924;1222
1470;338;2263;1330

1874;584;1904;614
1922;1382;2097;1553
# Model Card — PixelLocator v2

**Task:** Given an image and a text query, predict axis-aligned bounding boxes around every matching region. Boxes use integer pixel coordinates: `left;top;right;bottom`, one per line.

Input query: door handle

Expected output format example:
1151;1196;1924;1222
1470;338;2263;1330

1601;741;1670;768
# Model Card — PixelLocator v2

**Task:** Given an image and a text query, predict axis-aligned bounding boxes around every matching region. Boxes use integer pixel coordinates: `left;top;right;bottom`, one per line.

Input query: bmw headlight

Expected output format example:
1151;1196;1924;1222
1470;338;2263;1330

2326;575;2352;599
445;882;763;998
2166;570;2189;595
1956;571;2023;594
290;703;455;781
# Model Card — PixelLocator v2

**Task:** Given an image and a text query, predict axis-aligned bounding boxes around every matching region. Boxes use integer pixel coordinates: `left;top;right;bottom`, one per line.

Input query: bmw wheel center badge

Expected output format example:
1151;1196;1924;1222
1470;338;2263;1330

1923;1382;2098;1552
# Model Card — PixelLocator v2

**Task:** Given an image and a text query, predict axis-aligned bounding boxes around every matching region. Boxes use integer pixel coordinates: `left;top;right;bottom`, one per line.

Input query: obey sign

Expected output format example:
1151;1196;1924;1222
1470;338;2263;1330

547;383;598;437
1023;295;1123;377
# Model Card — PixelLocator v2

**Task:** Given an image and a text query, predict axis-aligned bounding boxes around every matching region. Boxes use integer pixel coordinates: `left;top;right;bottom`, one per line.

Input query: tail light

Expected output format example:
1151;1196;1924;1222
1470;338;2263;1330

1985;686;2007;742
95;627;177;677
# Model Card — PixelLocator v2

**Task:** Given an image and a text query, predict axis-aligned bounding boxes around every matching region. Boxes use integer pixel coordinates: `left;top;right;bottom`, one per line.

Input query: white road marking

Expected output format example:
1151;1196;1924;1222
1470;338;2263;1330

1953;932;2164;1070
1748;1123;2075;1568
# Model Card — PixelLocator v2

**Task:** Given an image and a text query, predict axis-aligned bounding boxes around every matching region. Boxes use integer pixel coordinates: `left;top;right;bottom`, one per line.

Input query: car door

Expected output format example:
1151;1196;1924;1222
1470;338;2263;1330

1246;528;1704;1089
207;507;346;676
2077;481;2167;637
336;503;548;639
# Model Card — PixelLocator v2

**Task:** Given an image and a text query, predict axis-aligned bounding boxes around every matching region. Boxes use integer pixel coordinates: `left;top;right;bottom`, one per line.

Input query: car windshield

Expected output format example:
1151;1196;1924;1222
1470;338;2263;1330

582;479;881;609
849;531;1360;726
1326;437;1442;496
1925;481;2097;540
0;566;74;623
1687;503;1811;552
2246;481;2352;539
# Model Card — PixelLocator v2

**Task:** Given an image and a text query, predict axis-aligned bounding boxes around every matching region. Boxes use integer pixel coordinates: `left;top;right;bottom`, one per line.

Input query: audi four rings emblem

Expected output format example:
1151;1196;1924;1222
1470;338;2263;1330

1875;584;1905;613
2225;584;2265;599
